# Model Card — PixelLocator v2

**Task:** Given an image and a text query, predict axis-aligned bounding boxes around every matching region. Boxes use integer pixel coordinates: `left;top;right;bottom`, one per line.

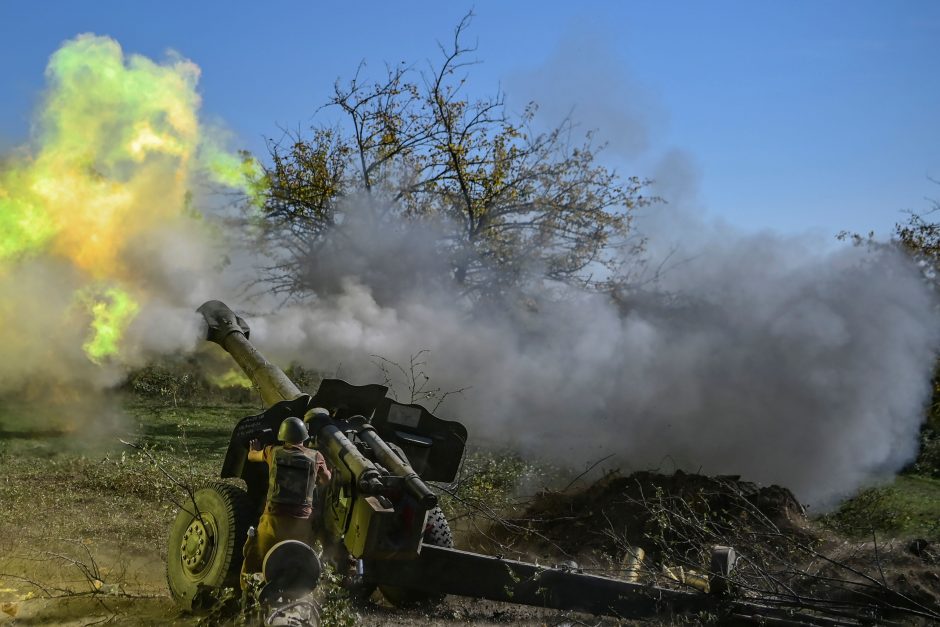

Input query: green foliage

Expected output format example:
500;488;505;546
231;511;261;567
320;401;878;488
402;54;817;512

821;486;905;536
126;361;201;405
820;475;940;540
895;206;940;264
437;448;559;537
895;205;940;478
912;367;940;478
913;428;940;478
283;362;323;396
315;563;359;627
443;449;529;511
125;357;259;406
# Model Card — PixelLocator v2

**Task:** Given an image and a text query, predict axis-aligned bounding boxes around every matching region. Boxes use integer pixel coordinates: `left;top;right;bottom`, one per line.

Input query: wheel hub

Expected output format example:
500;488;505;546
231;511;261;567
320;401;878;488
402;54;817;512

180;515;216;575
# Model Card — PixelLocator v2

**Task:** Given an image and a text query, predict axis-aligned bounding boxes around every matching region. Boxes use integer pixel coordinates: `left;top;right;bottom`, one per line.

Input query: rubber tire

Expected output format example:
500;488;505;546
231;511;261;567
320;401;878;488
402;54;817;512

166;482;253;612
379;507;453;608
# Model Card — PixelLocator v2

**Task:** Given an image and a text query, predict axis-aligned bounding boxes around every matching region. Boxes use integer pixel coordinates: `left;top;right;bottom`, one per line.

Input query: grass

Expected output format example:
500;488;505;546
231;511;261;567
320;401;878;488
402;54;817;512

5;393;940;552
820;474;940;541
2;388;938;607
0;397;257;563
0;392;551;593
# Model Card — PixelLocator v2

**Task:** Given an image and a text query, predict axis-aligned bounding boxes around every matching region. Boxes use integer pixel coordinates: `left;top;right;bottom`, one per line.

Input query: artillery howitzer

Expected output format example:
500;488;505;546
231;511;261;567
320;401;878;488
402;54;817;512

167;300;466;610
166;301;835;624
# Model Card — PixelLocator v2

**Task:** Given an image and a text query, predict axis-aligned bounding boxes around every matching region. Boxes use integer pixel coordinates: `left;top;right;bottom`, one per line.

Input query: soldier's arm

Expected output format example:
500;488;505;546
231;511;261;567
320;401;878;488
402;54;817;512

247;438;265;463
315;451;331;485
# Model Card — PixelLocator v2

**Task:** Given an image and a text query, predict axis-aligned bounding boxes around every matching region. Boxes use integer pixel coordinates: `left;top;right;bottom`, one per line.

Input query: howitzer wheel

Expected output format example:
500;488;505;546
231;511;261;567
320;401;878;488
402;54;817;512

166;482;254;612
379;507;453;608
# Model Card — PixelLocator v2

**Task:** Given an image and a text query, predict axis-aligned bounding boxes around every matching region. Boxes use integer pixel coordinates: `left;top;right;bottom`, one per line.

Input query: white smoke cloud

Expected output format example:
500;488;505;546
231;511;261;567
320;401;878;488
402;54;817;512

2;31;936;510
202;24;940;507
505;19;663;161
232;196;938;507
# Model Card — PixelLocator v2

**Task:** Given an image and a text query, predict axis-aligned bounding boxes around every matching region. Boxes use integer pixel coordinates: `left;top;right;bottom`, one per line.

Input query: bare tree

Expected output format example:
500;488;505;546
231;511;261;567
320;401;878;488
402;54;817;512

256;13;654;300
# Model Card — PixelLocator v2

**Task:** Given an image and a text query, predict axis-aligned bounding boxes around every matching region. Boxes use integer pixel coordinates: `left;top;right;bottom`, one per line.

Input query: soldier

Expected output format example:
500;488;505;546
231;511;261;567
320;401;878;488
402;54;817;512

240;416;331;585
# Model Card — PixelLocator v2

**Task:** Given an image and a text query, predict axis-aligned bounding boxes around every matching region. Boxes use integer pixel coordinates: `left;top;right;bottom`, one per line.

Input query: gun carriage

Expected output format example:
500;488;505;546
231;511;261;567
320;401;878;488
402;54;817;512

166;301;784;623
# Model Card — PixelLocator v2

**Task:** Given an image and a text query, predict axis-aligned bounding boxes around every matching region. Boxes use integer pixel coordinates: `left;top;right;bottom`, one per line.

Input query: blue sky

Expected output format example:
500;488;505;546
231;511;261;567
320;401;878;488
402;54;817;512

1;1;938;237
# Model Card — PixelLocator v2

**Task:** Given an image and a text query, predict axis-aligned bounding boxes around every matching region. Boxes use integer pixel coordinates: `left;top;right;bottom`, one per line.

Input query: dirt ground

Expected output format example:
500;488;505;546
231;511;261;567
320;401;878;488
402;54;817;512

0;509;621;626
0;541;628;626
0;401;626;626
0;595;622;627
2;401;938;625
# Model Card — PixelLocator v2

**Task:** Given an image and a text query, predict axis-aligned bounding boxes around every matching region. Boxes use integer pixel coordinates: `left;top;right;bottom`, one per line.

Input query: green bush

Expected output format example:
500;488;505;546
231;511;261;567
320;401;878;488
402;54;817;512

821;486;903;536
124;358;261;405
126;361;203;404
913;426;940;478
284;363;323;395
820;475;940;540
437;448;559;538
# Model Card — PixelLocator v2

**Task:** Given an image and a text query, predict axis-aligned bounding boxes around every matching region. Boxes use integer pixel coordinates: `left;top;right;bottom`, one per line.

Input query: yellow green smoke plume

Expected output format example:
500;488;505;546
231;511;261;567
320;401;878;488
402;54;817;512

0;34;260;365
204;147;266;208
80;286;141;364
208;368;254;389
1;35;201;272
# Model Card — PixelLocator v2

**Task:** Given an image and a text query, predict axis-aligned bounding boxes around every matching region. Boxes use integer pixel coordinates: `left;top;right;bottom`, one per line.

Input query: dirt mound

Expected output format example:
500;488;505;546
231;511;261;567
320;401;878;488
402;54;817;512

485;471;940;624
489;470;807;563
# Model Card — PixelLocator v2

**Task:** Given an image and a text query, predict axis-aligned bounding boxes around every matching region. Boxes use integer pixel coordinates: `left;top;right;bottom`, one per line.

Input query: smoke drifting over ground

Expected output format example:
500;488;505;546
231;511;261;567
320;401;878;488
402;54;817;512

2;34;937;506
250;200;938;507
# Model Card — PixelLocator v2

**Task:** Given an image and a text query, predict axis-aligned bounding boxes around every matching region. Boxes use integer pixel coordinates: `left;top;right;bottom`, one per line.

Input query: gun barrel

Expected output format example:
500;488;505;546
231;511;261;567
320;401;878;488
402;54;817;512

315;422;384;492
358;426;438;509
197;300;302;407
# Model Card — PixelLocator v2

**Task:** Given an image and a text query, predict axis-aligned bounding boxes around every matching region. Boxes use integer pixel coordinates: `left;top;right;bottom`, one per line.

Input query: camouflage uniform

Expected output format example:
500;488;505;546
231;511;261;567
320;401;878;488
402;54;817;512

241;443;329;583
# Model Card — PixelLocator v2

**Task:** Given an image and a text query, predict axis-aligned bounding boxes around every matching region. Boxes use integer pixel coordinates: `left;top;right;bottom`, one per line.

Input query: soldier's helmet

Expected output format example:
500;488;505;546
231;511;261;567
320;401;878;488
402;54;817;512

278;416;308;444
304;407;330;423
